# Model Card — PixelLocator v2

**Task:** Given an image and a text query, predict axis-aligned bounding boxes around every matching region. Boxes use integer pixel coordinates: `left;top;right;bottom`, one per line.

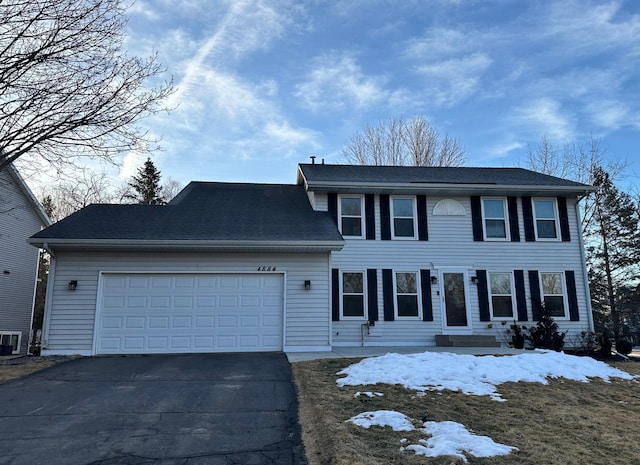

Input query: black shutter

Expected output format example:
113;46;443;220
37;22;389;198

380;194;391;240
558;197;571;242
514;270;527;321
471;196;484;241
417;195;429;241
367;269;379;322
522;196;535;242
420;270;433;321
328;193;338;226
528;270;542;320
365;194;375;240
476;270;490;321
508;196;520;242
382;269;394;321
565;270;580;321
331;268;340;321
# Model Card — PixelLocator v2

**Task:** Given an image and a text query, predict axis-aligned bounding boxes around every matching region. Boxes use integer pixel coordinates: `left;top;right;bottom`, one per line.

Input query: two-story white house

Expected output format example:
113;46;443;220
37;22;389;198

1;165;51;355
29;163;594;355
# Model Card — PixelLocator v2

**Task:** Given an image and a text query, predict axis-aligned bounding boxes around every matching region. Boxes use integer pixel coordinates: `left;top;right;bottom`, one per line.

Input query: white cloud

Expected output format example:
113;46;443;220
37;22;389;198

509;98;575;142
295;53;389;112
128;1;161;21
414;53;492;106
585;99;629;130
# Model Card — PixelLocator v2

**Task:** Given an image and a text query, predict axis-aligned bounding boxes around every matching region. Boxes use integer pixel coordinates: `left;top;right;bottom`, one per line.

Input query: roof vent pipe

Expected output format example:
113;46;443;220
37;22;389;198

322;158;325;164
310;155;316;164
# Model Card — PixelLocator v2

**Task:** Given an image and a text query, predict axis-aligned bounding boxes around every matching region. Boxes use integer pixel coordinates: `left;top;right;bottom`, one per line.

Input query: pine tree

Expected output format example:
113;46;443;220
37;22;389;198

127;158;164;205
585;167;640;337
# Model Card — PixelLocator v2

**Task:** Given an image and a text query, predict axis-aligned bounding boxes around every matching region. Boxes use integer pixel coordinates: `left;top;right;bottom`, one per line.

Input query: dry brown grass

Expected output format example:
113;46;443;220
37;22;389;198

293;357;640;465
0;356;79;382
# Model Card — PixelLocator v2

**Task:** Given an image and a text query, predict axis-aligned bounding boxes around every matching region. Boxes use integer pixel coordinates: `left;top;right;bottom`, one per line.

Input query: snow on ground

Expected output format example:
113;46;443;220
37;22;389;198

348;410;517;462
337;350;635;401
354;391;384;398
349;410;415;431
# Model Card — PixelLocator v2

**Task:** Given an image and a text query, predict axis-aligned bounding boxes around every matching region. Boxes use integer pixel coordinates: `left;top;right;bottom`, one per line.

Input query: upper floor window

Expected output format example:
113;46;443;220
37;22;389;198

540;272;566;317
339;195;364;238
482;198;508;240
341;271;366;318
488;272;514;319
394;271;420;318
391;196;417;239
533;198;559;240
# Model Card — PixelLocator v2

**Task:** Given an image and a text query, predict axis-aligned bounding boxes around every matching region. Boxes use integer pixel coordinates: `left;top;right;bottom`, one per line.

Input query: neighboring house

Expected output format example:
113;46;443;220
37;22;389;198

0;165;51;355
29;164;595;356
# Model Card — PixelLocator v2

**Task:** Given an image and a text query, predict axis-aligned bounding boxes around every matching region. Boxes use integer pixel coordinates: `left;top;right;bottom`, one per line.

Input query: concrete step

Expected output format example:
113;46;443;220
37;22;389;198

435;335;501;347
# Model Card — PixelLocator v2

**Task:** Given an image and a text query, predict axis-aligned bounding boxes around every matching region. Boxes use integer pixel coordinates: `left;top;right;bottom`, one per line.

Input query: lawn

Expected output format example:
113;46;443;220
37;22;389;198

292;352;640;465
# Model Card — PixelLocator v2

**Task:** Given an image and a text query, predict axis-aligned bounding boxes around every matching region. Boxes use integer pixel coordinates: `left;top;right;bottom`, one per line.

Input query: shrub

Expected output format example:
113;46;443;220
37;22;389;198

510;323;526;349
616;339;633;355
599;333;612;358
526;302;566;351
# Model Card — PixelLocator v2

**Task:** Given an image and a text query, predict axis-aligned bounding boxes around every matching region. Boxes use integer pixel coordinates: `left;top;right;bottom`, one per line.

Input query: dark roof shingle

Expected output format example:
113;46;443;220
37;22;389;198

31;182;343;244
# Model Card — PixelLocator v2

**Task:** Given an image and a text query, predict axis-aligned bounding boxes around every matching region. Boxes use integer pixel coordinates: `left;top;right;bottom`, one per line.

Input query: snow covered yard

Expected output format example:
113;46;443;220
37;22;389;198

292;350;640;465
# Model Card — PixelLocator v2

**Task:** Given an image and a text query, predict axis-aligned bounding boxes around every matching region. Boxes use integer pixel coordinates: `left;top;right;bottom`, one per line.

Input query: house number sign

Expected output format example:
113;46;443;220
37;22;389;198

257;266;277;271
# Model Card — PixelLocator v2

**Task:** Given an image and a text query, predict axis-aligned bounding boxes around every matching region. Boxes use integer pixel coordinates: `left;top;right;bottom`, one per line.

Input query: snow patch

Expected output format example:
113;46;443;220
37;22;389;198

347;410;415;431
337;350;634;401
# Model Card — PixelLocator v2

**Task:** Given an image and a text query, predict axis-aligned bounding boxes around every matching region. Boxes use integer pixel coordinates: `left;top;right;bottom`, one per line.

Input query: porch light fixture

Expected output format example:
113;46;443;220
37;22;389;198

430;276;438;285
68;280;78;291
304;280;311;291
471;276;478;284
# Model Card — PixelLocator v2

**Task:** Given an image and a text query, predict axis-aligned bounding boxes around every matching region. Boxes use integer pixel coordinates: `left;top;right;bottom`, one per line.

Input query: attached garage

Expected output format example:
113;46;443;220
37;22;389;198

96;273;284;354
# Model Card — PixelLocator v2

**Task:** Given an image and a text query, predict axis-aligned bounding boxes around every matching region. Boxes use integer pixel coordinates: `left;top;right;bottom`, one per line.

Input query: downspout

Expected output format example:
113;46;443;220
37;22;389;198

575;199;594;331
41;244;56;350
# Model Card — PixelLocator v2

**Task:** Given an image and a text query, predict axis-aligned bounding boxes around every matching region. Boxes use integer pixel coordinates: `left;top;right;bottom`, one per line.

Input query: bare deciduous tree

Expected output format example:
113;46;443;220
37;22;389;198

342;116;466;167
0;0;173;174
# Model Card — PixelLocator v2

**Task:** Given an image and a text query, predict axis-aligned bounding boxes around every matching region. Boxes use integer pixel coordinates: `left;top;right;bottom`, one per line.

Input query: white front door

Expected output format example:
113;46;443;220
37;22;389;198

440;269;472;334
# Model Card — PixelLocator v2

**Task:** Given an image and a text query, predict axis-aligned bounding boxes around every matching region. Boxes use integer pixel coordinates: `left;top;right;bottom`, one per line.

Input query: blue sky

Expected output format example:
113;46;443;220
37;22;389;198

117;0;640;186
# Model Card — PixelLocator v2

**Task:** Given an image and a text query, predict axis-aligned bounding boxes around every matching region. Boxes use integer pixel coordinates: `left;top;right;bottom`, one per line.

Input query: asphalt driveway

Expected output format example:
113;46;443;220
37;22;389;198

0;353;307;465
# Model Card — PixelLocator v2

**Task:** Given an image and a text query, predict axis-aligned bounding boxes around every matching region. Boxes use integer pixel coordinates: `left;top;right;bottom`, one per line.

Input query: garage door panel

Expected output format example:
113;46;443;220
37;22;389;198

97;273;283;354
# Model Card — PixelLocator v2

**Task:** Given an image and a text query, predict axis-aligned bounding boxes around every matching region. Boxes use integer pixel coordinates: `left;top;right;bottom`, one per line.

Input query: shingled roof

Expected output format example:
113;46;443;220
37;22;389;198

297;164;594;195
30;182;344;251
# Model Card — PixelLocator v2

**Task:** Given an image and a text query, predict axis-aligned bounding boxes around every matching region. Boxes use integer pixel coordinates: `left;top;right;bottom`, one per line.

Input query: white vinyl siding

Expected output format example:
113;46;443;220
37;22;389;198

44;251;331;354
330;195;590;346
0;169;45;355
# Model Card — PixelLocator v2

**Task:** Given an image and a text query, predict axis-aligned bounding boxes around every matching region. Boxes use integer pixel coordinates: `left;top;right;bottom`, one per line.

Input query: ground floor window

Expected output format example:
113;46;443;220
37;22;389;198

395;271;420;317
342;271;365;318
488;272;514;319
540;272;566;317
0;332;21;354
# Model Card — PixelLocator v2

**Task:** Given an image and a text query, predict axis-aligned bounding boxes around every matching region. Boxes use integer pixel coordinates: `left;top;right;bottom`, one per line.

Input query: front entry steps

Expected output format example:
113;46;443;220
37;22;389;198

435;335;501;347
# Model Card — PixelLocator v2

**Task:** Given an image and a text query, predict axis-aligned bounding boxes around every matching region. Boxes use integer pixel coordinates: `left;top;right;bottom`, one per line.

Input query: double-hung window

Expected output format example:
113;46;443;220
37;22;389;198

488;272;514;319
339;195;364;238
341;271;365;318
394;271;420;318
482;198;508;240
533;198;559;240
540;272;566;317
391;196;417;239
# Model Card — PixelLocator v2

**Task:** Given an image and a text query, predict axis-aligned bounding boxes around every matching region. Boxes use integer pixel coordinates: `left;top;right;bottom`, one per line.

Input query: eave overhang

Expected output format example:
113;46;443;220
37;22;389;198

302;180;596;197
27;238;346;253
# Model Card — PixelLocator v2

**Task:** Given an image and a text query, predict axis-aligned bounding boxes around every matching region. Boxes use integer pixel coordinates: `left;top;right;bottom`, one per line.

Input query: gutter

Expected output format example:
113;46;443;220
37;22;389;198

304;180;597;195
28;238;346;252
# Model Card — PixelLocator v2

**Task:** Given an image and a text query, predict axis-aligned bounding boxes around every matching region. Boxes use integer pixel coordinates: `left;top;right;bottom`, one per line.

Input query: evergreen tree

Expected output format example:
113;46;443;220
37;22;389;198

585;167;640;338
127;158;164;205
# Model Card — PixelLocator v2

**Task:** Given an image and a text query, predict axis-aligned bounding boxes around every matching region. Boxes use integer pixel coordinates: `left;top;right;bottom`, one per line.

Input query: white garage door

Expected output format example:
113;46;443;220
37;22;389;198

96;273;284;354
